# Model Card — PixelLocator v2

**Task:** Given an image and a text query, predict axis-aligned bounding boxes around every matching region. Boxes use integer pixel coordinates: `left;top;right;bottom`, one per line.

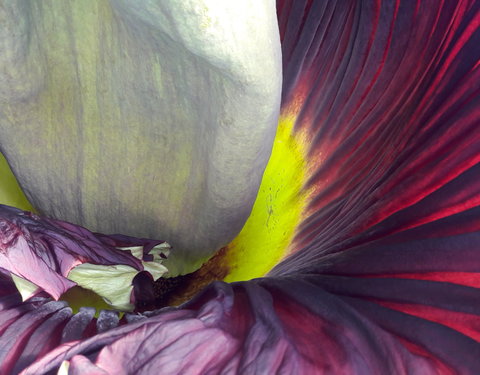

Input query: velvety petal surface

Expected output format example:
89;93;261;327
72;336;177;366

273;0;480;371
0;0;282;275
2;0;480;374
275;0;480;270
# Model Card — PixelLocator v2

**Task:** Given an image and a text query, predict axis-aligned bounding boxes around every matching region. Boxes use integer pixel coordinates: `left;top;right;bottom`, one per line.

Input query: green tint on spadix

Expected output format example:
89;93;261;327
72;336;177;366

222;116;309;282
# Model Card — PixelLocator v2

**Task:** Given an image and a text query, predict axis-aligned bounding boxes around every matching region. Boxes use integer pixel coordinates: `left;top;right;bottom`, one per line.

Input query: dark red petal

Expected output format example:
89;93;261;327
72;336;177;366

277;0;479;260
272;0;480;372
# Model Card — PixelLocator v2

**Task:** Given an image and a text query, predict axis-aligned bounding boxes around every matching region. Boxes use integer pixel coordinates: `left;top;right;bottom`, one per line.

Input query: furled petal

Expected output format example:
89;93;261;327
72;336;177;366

0;0;282;275
0;204;168;309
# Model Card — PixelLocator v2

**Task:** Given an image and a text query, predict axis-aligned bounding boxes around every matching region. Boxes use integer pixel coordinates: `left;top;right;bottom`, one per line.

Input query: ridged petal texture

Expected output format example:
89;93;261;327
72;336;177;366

0;0;479;374
0;274;128;374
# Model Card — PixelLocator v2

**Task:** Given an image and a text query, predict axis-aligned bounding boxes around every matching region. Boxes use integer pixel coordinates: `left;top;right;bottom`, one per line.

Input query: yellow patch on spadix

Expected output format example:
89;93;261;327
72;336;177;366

0;153;34;211
222;116;309;282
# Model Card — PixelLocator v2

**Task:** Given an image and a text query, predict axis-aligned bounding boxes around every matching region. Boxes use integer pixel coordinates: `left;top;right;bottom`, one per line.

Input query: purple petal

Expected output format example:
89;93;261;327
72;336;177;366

22;278;480;374
0;274;127;374
0;204;168;300
68;356;109;375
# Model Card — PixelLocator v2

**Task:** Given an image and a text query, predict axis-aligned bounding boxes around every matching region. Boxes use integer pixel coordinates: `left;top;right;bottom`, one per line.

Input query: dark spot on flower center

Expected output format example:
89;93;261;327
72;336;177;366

134;247;230;312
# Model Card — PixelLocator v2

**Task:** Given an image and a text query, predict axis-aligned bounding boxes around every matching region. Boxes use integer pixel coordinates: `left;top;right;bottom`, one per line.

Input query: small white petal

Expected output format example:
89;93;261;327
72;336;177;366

116;246;144;260
67;264;138;311
57;361;69;375
141;261;168;281
149;243;171;262
116;243;170;280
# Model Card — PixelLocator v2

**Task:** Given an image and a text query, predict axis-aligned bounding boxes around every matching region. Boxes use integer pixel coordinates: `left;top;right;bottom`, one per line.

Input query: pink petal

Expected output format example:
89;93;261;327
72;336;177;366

0;205;166;300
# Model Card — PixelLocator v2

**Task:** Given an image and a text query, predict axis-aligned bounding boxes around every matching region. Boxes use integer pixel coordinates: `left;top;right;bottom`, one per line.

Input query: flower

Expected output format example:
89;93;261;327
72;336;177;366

1;0;480;374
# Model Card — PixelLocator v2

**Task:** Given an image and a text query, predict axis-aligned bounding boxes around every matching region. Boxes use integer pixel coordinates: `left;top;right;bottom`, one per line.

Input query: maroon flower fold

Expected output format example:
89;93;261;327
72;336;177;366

1;0;479;374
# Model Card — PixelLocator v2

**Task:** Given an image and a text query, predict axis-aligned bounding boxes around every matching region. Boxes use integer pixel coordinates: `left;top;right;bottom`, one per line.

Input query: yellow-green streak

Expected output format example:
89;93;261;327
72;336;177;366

223;116;308;282
0;153;34;211
60;286;114;317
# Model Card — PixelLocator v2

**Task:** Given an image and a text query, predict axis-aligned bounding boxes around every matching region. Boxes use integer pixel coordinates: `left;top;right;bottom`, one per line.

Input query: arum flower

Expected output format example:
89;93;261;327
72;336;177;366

0;0;479;374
